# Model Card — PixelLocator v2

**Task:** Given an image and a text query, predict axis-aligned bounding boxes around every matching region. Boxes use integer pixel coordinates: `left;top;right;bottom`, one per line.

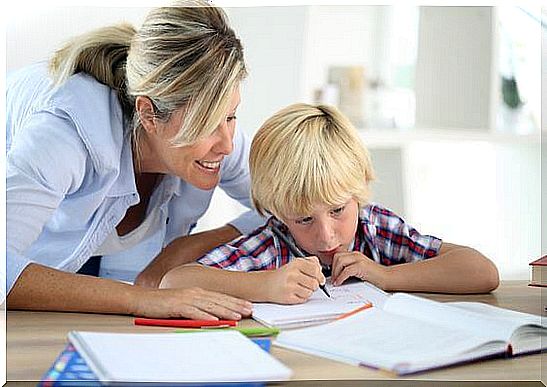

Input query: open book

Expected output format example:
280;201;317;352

275;293;546;375
252;280;389;329
68;330;292;384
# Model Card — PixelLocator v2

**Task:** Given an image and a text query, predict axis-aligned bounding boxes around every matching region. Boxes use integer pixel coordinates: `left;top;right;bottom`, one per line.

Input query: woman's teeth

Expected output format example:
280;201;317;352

197;160;221;170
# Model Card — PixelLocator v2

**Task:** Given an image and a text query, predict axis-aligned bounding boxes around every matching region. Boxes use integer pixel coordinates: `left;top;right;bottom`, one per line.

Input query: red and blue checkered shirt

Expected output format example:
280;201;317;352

197;203;442;271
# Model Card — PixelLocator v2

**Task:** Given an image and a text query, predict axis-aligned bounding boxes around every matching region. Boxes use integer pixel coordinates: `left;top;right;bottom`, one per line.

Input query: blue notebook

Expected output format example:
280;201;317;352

40;339;272;386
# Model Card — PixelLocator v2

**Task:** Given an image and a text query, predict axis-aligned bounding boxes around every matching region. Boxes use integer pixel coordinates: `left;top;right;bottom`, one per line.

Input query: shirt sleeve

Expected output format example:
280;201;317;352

196;224;280;271
218;128;267;234
365;204;442;265
6;110;88;296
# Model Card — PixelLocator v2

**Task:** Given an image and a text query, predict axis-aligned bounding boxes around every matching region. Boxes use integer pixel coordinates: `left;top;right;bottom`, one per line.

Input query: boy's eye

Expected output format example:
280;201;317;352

331;206;345;216
295;216;313;225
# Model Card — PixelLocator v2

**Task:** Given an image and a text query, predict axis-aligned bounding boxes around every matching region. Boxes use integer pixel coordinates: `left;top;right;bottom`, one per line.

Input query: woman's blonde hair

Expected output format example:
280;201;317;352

49;0;246;151
250;103;375;220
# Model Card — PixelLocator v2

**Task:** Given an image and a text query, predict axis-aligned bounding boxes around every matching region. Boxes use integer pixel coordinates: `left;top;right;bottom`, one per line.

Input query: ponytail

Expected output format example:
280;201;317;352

49;23;137;117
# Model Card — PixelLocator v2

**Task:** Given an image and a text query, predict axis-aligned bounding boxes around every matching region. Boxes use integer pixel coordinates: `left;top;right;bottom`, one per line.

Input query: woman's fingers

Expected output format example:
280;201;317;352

201;289;253;315
192;297;242;321
137;287;253;320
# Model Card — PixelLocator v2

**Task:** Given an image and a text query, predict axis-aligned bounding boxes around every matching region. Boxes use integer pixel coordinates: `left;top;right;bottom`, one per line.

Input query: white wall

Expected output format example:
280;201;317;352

6;7;149;72
225;6;307;136
542;22;547;255
415;6;494;130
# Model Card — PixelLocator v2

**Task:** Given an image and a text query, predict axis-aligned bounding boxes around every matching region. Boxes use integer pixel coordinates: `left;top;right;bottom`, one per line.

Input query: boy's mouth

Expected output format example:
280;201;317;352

318;245;342;255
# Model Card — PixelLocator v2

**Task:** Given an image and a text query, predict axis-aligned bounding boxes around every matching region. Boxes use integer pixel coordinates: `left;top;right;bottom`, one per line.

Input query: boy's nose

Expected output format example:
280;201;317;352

316;222;336;249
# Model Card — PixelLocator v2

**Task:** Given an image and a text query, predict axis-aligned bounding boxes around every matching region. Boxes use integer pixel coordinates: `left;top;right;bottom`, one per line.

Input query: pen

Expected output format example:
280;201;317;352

175;326;280;337
134;318;238;328
271;225;331;298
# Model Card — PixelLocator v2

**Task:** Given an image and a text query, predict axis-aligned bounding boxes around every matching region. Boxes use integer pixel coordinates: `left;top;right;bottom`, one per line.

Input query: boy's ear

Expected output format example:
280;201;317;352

135;96;157;134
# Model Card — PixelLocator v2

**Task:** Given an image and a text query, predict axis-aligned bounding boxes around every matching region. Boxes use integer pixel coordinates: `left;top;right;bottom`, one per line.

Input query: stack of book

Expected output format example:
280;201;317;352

529;255;547;287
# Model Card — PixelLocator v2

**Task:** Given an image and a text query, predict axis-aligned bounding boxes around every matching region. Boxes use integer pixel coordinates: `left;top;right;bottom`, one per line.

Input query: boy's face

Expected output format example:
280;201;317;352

282;198;359;266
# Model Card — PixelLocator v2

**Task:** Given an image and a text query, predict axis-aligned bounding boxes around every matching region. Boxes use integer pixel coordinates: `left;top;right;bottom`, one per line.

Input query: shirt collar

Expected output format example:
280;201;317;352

106;135;138;197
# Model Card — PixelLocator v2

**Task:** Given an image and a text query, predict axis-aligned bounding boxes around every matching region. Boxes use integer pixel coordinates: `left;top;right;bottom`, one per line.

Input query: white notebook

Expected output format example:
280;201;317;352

252;280;390;329
275;293;547;375
68;330;292;384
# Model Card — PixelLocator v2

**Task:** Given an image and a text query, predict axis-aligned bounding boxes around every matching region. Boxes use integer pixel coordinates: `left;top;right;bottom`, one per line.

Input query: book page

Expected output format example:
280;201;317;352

448;302;546;354
449;302;545;326
275;307;506;374
383;293;527;342
252;280;389;327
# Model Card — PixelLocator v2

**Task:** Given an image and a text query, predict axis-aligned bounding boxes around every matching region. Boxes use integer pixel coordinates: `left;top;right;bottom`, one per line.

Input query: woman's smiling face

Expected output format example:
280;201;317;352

140;87;240;190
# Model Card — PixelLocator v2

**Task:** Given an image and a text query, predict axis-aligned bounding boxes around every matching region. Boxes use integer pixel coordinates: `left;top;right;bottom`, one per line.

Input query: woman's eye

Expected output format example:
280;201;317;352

227;115;237;122
331;206;345;216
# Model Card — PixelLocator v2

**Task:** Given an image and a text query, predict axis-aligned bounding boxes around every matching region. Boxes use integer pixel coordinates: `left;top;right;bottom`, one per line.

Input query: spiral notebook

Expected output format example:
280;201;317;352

44;331;290;385
41;337;275;386
252;280;389;329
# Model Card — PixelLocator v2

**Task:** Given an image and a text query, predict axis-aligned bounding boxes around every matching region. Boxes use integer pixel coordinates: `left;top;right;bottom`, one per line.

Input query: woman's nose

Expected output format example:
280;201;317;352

213;121;234;155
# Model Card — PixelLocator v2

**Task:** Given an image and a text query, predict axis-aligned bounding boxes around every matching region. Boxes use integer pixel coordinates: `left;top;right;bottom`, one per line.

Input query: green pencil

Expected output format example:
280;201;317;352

175;326;280;337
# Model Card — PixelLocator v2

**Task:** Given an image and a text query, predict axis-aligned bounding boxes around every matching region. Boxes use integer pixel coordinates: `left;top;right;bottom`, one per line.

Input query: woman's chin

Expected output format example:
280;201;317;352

192;177;220;191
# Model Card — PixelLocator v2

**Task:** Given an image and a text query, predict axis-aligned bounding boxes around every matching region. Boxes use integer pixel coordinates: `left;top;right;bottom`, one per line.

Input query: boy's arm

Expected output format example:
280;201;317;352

159;264;273;302
332;242;499;293
380;242;499;293
160;259;325;304
134;225;241;288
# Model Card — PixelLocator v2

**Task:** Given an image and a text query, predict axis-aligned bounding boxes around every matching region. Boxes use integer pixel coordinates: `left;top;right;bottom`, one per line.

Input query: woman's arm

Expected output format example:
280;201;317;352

332;243;499;294
8;263;252;319
134;224;241;287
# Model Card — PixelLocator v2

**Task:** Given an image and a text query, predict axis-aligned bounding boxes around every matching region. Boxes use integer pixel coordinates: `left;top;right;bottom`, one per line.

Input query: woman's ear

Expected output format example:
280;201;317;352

135;96;157;134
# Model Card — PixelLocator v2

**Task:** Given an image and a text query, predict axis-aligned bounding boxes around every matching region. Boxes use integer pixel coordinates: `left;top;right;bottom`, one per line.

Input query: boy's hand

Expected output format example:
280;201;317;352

267;257;325;304
331;252;388;288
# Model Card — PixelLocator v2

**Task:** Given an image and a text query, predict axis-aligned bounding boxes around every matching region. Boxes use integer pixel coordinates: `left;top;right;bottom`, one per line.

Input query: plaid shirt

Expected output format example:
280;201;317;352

197;203;442;271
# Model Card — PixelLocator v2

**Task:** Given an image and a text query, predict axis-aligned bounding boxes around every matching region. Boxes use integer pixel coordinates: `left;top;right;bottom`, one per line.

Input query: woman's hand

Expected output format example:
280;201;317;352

266;257;325;304
132;287;253;320
331;252;388;288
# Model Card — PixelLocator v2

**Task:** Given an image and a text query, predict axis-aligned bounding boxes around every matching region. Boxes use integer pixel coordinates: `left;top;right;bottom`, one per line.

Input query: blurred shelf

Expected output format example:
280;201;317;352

357;128;543;148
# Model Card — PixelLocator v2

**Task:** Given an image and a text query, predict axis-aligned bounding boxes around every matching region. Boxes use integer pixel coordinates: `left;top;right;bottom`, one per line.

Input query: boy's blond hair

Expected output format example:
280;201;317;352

250;103;375;220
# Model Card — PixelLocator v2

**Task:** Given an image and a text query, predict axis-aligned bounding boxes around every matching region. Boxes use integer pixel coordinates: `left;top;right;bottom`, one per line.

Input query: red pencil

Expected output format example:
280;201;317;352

335;303;373;320
134;318;238;328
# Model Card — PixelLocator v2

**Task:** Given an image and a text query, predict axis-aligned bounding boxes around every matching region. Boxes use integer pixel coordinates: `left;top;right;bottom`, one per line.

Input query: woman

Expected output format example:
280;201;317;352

6;1;262;319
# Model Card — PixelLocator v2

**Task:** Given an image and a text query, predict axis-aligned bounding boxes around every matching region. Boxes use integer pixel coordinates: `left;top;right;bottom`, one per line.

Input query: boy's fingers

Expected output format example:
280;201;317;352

293;284;314;300
297;272;320;291
332;253;358;281
298;257;323;278
333;264;359;286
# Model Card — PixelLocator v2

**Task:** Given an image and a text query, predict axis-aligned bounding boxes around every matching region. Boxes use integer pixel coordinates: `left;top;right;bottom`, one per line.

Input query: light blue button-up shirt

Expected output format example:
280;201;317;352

5;62;264;297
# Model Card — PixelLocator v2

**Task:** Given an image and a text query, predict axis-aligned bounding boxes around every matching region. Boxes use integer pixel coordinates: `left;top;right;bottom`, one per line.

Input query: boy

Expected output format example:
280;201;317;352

160;103;499;304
